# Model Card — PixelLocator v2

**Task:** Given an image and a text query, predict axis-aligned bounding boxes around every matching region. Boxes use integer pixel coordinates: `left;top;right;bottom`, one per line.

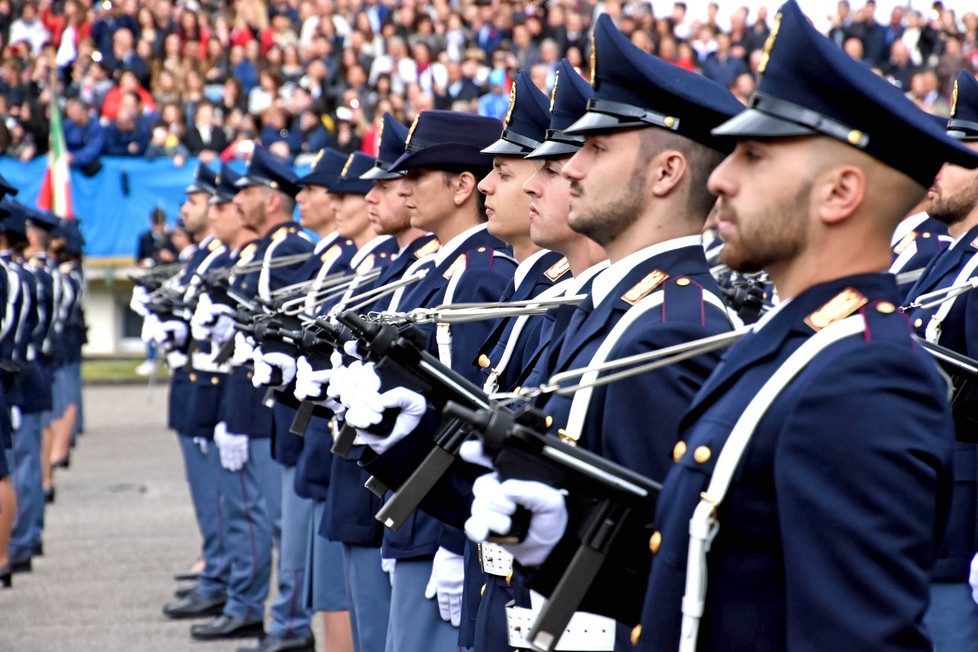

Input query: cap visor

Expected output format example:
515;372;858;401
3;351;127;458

563;110;648;136
526;139;581;160
481;139;535;156
388;144;494;174
360;165;404;181
711;107;818;139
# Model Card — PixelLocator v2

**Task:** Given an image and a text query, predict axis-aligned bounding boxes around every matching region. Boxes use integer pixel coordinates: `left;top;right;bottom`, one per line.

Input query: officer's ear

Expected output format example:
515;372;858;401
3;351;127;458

816;164;867;226
649;149;687;199
452;171;479;205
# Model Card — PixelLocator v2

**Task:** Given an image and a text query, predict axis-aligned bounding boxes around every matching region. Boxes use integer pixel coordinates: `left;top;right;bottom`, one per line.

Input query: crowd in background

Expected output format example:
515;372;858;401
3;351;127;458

0;0;975;173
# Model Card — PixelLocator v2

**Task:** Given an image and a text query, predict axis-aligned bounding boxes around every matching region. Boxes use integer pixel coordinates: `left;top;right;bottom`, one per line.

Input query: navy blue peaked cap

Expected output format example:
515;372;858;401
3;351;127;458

713;0;978;186
236;145;300;197
362;113;410;180
388;110;501;174
209;164;243;205
331;152;378;195
566;13;743;152
482;71;551;156
184;163;218;194
948;71;978;141
26;205;59;231
54;218;85;255
0;173;18;198
0;197;25;236
297;148;348;188
528;59;595;159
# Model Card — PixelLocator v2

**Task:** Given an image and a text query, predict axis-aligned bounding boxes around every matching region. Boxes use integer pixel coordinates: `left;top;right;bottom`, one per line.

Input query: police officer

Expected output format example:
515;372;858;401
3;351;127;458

903;69;978;651
468;2;978;650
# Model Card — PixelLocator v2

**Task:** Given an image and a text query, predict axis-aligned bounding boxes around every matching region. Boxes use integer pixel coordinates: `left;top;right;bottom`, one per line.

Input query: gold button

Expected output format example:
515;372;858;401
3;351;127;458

478;354;491;368
241;282;248;289
514;386;521;394
673;441;687;462
246;372;253;380
663;116;676;128
189;373;197;382
506;569;514;585
477;247;487;252
676;277;690;286
847;129;863;145
480;583;486;597
914;318;923;328
693;446;711;464
631;625;642;645
545;415;553;428
922;232;931;238
876;302;895;314
649;531;661;554
211;377;220;385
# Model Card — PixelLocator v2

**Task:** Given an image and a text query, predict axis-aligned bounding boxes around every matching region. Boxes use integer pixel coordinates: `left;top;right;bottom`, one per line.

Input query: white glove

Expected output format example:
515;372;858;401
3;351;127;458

155;320;189;350
970;552;978;605
213;421;249;472
130;285;150;317
231;332;256;366
346;386;426;455
192;436;209;454
465;474;567;567
141;313;161;343
342;339;363;360
381;557;396;586
459;439;495;470
294;354;345;413
252;348;297;388
10;406;21;431
424;547;464;627
192;293;236;345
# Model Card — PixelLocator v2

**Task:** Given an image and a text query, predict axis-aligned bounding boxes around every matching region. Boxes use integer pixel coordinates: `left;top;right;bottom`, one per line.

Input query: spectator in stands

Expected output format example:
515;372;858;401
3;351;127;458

3;116;37;161
67;59;113;113
43;0;92;67
886;39;918;90
477;67;509;120
136;207;176;268
102;68;156;121
936;35;973;98
182;101;227;163
294;108;328;166
259;105;300;161
511;22;542;69
702;31;747;88
105;27;149;87
144;120;189;166
906;69;950;115
63;97;104;177
434;59;480;111
9;1;51;56
102;96;152;157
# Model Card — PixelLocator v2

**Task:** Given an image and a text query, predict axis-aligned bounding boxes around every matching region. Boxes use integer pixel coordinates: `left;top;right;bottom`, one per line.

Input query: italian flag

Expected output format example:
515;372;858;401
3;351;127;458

37;90;73;219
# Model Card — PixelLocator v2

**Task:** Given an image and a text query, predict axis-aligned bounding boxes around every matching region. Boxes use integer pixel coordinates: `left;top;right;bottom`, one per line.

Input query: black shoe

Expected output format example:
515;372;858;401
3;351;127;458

163;592;226;619
237;634;316;652
10;558;31;573
52;453;70;469
32;542;43;557
44;487;55;504
190;615;264;640
0;564;11;588
174;583;197;599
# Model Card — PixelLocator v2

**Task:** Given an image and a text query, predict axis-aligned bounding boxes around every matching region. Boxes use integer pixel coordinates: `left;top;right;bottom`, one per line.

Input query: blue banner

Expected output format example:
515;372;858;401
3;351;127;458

0;156;310;260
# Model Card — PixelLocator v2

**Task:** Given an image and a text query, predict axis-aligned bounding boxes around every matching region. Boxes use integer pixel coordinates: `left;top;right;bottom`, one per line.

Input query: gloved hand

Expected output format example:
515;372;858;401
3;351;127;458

294;353;345;413
425;547;464;627
10;406;21;431
213;421;249;472
141;313;161;344
130;285;150;317
231;332;256;366
191;293;235;345
970;552;978;605
459;439;495;470
155;320;189;350
342;339;363;360
381;557;396;586
192;436;209;454
345;385;426;455
465;474;567;567
251;348;297;389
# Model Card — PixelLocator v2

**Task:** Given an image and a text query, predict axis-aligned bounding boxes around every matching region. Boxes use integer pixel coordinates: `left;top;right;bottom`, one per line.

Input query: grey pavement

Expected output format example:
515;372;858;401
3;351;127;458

0;384;316;652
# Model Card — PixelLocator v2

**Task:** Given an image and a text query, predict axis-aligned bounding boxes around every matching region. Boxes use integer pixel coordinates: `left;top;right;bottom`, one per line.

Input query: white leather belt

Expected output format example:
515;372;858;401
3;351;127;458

192;351;229;374
166;350;188;370
479;542;514;577
506;591;615;651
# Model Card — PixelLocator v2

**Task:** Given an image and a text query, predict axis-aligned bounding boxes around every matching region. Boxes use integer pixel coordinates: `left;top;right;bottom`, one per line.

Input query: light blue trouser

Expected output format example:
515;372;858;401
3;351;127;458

925;581;978;652
384;558;459;652
216;438;275;621
305;500;350;612
344;543;390;652
267;465;314;639
177;436;228;598
9;412;42;560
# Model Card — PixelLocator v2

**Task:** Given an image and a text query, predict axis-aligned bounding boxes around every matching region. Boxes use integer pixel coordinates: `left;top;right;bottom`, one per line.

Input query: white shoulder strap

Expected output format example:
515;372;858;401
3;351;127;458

925;250;978;343
679;314;866;652
436;264;467;367
388;255;437;313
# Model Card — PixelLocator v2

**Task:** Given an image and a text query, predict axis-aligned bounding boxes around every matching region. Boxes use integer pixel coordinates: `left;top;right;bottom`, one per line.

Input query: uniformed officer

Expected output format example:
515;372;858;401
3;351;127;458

0;177;21;587
902;69;978;651
889;200;951;297
468;2;978;650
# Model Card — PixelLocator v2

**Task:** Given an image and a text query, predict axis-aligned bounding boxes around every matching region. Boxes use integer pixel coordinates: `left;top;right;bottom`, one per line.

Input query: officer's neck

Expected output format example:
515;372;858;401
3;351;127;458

946;211;978;241
603;219;699;264
259;213;293;238
392;226;428;251
563;237;609;277
431;206;483;245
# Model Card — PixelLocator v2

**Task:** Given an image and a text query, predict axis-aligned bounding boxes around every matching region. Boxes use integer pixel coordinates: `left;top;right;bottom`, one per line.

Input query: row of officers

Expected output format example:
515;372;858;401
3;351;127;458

0;180;86;589
132;3;978;651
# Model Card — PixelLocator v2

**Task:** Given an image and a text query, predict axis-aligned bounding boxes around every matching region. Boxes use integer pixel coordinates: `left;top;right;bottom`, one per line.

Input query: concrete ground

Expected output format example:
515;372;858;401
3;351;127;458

0;384;318;652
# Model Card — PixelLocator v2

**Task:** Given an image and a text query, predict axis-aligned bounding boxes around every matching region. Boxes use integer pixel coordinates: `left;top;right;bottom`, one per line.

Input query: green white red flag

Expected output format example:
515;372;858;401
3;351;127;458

37;75;73;218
